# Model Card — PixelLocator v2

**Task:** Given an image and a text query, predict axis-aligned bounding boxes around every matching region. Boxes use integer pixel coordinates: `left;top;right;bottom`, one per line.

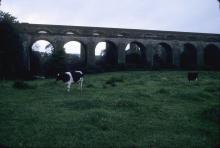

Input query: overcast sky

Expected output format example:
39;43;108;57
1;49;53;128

1;0;220;34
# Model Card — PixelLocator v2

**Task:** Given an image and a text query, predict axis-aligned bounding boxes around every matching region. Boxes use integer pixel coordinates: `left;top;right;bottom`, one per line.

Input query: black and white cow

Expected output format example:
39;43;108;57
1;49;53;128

56;71;84;92
187;72;198;82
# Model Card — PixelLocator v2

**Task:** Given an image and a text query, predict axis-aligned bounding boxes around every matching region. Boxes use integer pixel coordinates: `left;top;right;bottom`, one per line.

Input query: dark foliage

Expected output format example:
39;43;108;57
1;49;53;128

204;45;220;70
45;49;67;77
0;11;23;79
180;44;197;70
126;53;142;65
65;54;86;71
153;53;163;69
30;50;86;77
30;51;42;75
96;42;118;69
30;51;53;77
125;43;148;69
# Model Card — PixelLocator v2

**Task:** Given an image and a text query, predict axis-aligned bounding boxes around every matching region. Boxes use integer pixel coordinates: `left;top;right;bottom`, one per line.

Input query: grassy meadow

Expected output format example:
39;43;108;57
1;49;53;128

0;71;219;148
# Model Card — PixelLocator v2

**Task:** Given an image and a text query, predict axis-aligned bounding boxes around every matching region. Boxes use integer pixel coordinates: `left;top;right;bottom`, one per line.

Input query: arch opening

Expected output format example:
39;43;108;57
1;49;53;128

204;44;220;70
95;41;118;67
63;41;86;69
31;40;54;76
180;43;197;70
125;42;147;67
153;43;173;69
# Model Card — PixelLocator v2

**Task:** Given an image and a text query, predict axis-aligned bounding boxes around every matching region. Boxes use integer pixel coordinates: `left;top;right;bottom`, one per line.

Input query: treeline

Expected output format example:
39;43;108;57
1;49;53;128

0;11;24;79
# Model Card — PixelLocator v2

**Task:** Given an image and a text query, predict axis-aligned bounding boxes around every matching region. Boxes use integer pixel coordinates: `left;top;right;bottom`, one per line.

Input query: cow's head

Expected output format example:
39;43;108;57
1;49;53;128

56;72;70;83
56;73;63;81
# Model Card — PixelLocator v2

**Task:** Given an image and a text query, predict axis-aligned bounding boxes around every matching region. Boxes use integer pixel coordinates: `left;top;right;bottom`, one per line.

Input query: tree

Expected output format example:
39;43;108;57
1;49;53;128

0;11;23;79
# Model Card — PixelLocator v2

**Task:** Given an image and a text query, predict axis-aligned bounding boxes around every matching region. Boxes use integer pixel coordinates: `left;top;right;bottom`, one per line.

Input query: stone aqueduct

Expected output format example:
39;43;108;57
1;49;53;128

20;23;220;71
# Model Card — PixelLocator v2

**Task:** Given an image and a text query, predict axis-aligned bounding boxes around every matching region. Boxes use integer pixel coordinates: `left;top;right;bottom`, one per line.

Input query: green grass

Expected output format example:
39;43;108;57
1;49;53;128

0;71;219;148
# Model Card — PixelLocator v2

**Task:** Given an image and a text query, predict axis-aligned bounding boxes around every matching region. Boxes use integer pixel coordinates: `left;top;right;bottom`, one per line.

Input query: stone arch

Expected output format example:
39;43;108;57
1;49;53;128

125;41;147;67
95;41;118;67
153;42;173;69
30;39;54;76
180;43;197;70
204;44;220;70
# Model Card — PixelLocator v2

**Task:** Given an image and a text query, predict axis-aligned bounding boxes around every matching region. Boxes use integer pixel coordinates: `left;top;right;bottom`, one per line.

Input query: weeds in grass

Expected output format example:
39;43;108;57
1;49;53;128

62;100;102;110
131;89;152;98
156;88;170;94
13;81;36;89
0;81;6;88
202;105;220;124
114;99;139;108
105;76;124;87
86;84;95;88
102;84;107;89
204;86;218;93
177;92;204;102
80;110;114;131
42;80;57;86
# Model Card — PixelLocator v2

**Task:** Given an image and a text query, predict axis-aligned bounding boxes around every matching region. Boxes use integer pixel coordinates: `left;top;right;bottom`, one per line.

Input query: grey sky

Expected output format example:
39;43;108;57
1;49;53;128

1;0;220;34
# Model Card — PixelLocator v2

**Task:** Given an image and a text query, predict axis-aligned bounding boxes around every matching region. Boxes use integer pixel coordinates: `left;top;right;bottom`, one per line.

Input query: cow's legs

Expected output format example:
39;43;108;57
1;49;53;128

80;78;83;91
67;82;71;92
78;78;83;91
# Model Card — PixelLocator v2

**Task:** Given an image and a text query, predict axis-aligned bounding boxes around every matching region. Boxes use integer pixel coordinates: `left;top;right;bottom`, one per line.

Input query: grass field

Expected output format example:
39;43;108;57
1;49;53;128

0;71;219;148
